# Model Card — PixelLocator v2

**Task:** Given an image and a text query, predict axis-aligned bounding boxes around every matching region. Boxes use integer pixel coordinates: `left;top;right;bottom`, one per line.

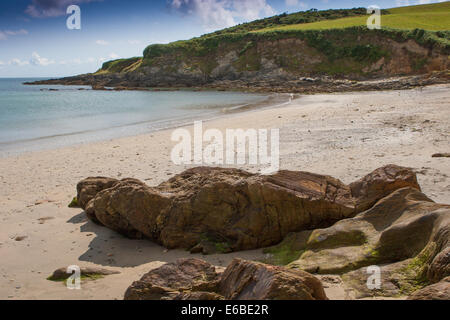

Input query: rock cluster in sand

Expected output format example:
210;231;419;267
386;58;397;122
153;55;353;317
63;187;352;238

76;165;419;253
73;164;449;300
124;258;327;300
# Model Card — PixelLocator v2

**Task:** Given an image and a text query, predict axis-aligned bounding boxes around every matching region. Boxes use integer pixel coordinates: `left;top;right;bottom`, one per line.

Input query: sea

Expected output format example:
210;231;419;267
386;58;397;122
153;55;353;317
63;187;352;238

0;78;269;156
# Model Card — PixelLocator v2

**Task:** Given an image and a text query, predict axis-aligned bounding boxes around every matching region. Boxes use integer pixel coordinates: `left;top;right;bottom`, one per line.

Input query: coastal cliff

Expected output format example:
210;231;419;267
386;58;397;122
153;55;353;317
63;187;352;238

27;6;450;92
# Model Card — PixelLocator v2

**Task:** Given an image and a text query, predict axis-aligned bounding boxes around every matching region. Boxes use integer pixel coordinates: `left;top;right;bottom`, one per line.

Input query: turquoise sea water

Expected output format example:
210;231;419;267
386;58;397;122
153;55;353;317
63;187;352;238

0;78;268;156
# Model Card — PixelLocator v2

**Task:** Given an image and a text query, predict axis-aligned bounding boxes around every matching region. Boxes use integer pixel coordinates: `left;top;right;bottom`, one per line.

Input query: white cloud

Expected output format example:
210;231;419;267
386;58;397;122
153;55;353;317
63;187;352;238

285;0;298;6
58;57;96;65
25;0;102;18
4;29;28;36
285;0;307;9
233;0;274;21
0;29;28;40
30;52;55;66
396;0;446;5
96;40;109;45
0;61;4;66
419;0;447;3
9;58;29;66
98;54;120;63
109;53;119;59
170;0;275;30
128;40;141;45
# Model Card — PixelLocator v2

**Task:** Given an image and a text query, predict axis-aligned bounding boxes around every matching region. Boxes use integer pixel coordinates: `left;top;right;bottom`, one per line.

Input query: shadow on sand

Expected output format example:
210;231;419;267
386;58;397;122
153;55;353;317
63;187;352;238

67;211;172;267
67;211;265;269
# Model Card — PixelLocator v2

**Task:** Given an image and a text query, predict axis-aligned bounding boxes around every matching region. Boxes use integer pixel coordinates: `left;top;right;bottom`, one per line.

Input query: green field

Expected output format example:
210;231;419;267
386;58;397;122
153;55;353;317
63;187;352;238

255;2;450;32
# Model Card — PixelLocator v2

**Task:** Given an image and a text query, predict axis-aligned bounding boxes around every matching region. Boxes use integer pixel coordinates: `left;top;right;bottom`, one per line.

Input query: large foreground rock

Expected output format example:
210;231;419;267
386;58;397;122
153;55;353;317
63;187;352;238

124;259;223;300
265;187;449;298
219;259;327;300
408;277;450;300
427;247;450;283
76;177;119;209
124;258;327;300
77;165;419;252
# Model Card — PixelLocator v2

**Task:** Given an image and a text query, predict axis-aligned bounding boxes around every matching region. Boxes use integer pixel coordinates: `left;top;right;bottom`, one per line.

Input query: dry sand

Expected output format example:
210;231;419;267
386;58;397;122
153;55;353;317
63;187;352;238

0;84;449;300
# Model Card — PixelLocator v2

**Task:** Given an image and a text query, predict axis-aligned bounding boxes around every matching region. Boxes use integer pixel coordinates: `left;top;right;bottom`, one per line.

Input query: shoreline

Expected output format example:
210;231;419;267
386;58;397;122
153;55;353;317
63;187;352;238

0;84;449;299
3;73;449;158
24;72;450;94
0;90;293;158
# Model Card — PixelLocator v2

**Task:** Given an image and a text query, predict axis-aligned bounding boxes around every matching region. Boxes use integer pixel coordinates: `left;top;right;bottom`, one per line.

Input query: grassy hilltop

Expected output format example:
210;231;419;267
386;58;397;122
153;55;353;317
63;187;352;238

258;2;450;32
94;2;449;80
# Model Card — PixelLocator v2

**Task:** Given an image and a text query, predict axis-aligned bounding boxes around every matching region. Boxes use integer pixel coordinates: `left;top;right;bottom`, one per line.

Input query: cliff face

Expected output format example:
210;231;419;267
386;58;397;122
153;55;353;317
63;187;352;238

138;28;448;85
29;27;450;91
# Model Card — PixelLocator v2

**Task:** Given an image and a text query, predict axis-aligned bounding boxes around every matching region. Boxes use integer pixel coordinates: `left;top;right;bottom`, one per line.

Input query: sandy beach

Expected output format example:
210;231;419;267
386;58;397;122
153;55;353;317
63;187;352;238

0;84;449;300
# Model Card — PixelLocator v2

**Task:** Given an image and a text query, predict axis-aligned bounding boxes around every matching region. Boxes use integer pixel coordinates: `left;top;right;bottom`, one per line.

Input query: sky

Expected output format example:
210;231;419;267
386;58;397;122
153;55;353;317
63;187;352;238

0;0;446;77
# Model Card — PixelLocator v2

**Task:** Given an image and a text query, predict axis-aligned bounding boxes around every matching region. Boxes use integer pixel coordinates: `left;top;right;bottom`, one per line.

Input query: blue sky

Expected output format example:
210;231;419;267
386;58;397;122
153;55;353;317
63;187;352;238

0;0;445;77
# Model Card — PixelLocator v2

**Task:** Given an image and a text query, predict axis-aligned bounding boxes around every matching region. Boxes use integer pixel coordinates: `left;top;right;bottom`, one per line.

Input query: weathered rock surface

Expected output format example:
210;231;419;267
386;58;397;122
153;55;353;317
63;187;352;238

77;165;419;252
265;187;449;298
124;259;222;300
74;164;448;300
408;277;450;300
219;259;327;300
427;247;450;283
124;258;327;300
340;258;434;299
25;72;450;95
76;177;118;209
349;165;421;212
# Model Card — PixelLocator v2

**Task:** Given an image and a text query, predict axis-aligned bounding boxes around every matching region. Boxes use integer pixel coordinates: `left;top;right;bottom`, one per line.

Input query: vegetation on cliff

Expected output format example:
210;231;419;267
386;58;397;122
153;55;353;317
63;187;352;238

95;57;142;74
91;3;450;80
139;26;449;77
205;7;377;36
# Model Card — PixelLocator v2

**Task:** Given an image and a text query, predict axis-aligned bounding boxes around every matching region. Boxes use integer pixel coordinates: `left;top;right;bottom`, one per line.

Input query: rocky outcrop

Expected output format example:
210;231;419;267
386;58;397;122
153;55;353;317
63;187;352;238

265;187;449;298
24;25;450;93
219;259;327;300
25;72;450;95
427;247;450;283
76;177;119;209
124;259;222;300
77;165;419;253
74;164;448;300
408;277;450;300
349;165;421;212
124;258;327;300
